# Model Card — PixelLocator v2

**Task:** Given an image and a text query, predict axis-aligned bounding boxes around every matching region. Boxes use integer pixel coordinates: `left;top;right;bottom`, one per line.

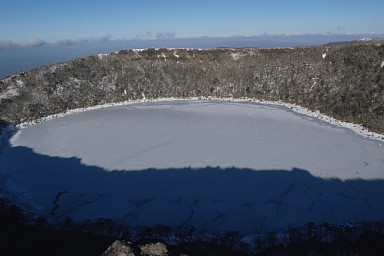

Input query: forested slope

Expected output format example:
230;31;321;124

1;43;383;133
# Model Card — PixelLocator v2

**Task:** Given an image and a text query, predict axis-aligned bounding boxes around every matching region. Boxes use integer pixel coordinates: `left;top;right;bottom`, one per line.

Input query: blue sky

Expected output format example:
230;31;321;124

1;0;383;44
1;0;384;77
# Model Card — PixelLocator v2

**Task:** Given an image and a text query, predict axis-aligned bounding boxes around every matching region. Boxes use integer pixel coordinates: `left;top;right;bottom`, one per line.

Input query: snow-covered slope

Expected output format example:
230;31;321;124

1;44;384;135
1;101;384;233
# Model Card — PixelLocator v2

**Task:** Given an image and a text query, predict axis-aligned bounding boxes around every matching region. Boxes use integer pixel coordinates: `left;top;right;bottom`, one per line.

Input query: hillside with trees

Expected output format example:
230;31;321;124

1;42;383;133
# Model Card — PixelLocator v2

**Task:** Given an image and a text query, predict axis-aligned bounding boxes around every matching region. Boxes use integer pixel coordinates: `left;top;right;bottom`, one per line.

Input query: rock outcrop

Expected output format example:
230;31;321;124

1;42;383;133
101;240;137;256
101;240;168;256
139;242;168;256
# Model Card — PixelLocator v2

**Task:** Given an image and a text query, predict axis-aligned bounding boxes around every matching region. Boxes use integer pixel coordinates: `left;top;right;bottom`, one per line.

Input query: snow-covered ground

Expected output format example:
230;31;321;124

1;100;384;233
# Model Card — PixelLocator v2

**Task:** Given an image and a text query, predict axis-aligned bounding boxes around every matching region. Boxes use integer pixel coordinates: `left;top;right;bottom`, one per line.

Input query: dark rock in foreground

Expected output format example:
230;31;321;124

101;240;138;256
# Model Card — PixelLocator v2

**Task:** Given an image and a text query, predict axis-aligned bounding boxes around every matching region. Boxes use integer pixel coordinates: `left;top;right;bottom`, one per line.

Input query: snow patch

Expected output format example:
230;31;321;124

0;87;17;99
231;52;243;61
230;49;257;61
97;53;109;59
381;60;384;68
158;53;167;61
322;53;327;59
0;80;23;99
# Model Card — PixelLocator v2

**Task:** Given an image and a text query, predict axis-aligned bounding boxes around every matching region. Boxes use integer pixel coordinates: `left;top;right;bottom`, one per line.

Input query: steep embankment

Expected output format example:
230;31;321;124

1;43;383;133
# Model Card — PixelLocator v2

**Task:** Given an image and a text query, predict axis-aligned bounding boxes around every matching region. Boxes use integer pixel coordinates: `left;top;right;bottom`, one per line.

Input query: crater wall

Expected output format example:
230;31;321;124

1;43;383;133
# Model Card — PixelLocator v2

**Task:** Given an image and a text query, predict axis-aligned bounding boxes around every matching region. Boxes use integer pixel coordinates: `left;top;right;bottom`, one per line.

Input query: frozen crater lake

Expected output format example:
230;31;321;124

1;101;384;233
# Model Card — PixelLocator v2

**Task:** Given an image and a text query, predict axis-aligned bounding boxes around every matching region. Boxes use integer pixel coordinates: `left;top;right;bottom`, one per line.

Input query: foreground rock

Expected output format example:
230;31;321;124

101;240;138;256
101;240;168;256
139;242;168;256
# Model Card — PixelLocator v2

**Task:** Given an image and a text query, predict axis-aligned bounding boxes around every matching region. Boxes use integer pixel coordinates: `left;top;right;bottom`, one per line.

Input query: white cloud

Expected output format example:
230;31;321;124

0;40;17;49
1;32;384;51
21;39;47;48
337;25;347;32
136;31;176;40
0;34;114;49
54;34;113;45
0;39;47;49
156;32;176;40
98;34;112;43
55;39;76;46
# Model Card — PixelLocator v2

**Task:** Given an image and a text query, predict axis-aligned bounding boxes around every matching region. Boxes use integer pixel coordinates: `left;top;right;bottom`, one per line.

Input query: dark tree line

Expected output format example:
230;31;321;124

1;198;383;255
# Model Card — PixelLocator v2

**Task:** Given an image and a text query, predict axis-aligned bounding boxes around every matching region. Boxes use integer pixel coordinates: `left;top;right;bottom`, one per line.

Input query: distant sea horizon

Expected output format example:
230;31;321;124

1;33;383;79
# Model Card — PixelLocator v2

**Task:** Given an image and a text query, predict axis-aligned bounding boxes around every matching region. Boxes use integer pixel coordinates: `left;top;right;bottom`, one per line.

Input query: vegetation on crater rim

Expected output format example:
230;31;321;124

0;43;383;133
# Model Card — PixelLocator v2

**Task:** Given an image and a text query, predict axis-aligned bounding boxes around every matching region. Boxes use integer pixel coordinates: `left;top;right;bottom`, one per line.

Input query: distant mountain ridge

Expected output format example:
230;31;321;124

324;37;384;46
1;42;383;134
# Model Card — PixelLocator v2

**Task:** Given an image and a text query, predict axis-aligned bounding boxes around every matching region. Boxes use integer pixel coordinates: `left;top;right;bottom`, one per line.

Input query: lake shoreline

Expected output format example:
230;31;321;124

9;97;384;143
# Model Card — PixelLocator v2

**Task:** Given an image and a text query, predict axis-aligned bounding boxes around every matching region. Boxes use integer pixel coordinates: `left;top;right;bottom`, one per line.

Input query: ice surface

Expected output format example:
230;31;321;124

9;101;383;180
1;101;384;233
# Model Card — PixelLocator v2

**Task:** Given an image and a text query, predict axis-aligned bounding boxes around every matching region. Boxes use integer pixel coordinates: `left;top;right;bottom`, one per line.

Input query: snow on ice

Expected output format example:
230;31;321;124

1;99;384;234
